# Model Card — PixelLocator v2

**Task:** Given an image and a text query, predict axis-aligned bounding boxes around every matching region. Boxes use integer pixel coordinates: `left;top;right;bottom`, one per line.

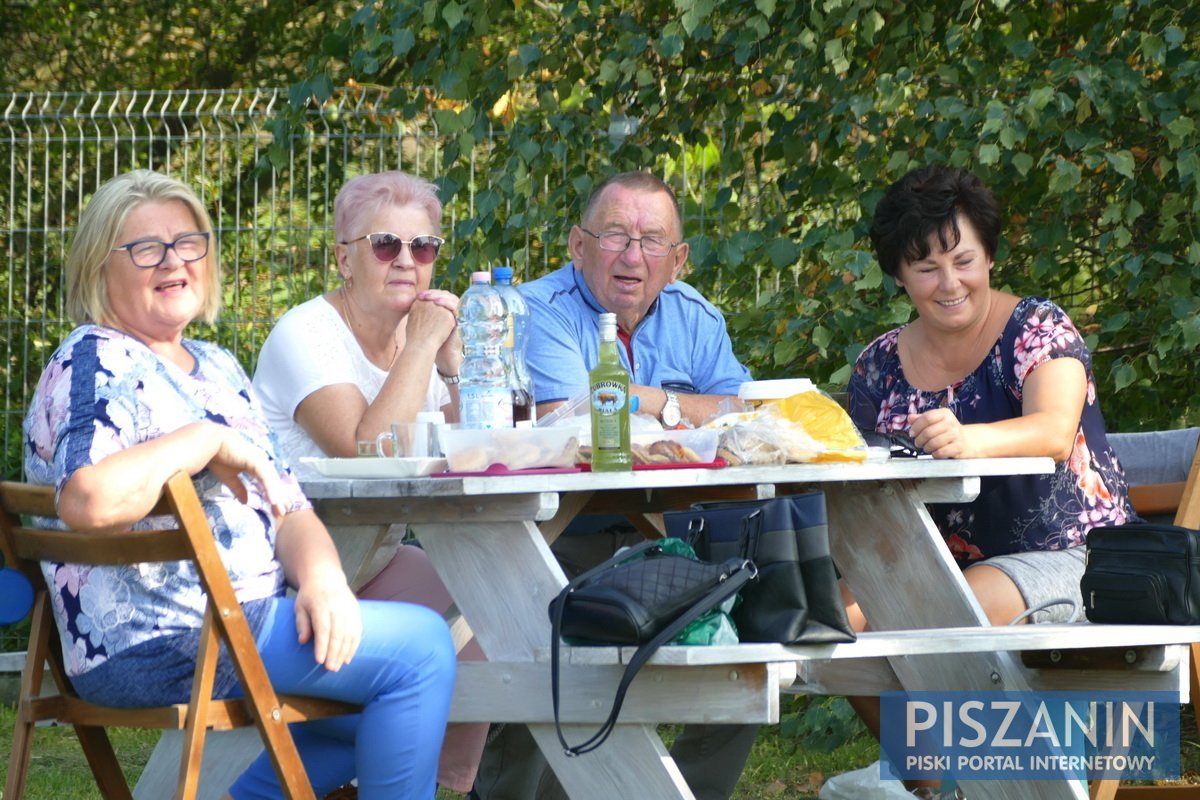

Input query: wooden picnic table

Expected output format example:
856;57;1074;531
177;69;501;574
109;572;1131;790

135;456;1198;799
301;456;1104;800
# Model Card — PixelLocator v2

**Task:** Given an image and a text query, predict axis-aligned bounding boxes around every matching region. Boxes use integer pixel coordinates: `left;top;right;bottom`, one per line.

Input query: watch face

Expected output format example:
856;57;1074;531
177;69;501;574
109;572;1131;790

662;395;681;427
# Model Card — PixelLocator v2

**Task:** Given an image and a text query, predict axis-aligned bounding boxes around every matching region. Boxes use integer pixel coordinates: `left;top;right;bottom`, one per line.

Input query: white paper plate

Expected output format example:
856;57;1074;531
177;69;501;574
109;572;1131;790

299;456;447;479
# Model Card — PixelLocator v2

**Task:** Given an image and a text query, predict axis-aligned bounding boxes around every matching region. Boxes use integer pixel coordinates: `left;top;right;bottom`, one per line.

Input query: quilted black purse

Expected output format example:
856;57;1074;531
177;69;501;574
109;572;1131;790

548;539;754;755
664;491;856;644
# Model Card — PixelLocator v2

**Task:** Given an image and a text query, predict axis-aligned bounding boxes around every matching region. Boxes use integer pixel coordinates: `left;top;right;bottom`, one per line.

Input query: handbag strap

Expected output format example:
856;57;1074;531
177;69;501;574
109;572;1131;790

550;557;754;756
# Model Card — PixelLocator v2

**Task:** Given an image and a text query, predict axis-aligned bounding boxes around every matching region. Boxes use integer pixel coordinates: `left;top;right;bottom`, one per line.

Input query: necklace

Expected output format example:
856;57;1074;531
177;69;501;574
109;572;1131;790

337;286;400;370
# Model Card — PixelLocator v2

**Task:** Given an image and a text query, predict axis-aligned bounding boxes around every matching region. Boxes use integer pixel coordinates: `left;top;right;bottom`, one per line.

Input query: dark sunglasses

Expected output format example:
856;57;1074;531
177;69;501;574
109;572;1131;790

339;232;444;264
859;429;929;458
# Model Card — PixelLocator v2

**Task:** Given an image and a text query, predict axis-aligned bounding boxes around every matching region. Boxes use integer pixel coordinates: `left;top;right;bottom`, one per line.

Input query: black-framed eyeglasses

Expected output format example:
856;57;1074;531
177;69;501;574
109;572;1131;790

340;232;444;264
111;232;210;269
579;228;678;258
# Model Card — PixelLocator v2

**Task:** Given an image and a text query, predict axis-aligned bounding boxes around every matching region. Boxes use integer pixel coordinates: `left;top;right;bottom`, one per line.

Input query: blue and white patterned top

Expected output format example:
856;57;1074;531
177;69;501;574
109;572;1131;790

23;324;308;679
848;297;1134;565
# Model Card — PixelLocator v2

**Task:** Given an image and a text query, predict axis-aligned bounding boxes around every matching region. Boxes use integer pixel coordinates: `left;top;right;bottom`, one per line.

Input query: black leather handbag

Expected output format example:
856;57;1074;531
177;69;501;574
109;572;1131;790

1083;523;1200;624
548;539;754;755
664;491;856;644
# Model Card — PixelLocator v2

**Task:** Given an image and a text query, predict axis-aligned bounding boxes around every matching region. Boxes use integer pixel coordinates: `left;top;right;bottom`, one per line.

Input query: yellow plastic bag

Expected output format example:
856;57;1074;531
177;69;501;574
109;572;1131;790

775;391;866;463
709;389;866;464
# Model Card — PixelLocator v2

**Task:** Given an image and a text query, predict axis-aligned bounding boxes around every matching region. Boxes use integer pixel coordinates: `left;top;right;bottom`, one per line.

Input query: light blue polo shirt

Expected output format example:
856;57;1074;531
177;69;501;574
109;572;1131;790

518;263;751;405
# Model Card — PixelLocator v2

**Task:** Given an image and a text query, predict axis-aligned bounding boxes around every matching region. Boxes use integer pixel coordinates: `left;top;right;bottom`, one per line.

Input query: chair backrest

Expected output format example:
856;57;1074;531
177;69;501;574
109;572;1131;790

0;471;325;800
1109;428;1200;524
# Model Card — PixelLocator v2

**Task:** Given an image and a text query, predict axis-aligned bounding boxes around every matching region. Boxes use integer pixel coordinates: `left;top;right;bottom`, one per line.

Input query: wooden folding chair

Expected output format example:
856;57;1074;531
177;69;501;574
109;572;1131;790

1090;429;1200;799
0;471;357;800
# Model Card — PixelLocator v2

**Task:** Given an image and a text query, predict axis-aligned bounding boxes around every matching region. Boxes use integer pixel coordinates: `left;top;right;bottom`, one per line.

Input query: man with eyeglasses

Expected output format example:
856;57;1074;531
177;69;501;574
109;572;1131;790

523;171;749;427
471;171;754;800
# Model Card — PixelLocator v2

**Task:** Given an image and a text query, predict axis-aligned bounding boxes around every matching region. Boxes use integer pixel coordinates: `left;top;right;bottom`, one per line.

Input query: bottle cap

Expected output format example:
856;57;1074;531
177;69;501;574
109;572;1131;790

598;312;617;340
494;265;514;283
471;270;492;283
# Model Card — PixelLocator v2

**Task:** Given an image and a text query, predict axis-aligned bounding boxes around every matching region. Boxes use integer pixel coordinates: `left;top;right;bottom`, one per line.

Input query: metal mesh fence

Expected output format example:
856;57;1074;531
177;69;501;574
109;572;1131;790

1;89;431;479
0;88;752;486
0;88;466;484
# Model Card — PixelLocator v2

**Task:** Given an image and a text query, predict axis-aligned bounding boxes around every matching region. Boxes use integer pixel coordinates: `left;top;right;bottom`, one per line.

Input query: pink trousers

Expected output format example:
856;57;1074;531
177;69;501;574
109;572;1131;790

357;543;489;793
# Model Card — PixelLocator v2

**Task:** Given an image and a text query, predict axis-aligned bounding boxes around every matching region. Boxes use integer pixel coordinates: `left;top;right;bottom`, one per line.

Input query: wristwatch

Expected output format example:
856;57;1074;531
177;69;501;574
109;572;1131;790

660;390;682;428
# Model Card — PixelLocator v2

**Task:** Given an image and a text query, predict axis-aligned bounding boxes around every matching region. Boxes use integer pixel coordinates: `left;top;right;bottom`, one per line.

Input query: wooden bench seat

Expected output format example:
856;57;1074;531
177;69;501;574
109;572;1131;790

544;624;1200;667
531;624;1200;714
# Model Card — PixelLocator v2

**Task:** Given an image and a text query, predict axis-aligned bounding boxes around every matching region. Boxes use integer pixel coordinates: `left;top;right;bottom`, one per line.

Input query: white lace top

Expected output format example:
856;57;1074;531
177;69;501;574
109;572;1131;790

252;296;449;461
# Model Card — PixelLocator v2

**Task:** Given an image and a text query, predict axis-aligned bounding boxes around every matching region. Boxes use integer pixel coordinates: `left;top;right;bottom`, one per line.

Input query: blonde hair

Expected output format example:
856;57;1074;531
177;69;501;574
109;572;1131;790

66;170;220;325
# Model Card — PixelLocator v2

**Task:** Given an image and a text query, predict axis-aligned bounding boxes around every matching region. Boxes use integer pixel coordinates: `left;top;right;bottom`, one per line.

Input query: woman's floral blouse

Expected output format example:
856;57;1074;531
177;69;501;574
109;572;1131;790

24;324;308;679
848;296;1135;566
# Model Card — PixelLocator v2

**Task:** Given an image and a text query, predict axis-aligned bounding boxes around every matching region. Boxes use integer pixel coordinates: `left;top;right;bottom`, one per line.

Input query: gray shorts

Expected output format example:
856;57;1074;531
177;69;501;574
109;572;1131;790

980;547;1087;624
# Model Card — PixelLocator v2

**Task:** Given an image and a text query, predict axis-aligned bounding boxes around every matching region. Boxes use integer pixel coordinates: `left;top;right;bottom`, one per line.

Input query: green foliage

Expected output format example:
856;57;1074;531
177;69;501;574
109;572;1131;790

275;0;1200;429
0;1;351;91
781;695;869;753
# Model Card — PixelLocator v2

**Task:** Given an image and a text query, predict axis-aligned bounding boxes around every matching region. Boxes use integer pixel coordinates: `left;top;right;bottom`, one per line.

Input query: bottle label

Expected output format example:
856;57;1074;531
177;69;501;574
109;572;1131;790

590;380;628;414
460;387;515;429
591;381;627;450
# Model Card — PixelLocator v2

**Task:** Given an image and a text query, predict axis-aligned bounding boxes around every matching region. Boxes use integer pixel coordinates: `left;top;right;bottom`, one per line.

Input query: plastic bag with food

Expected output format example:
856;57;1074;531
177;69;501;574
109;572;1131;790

709;388;867;465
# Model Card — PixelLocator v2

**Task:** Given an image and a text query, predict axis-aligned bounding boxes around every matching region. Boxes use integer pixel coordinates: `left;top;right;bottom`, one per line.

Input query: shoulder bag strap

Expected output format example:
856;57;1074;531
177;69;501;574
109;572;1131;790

550;560;754;757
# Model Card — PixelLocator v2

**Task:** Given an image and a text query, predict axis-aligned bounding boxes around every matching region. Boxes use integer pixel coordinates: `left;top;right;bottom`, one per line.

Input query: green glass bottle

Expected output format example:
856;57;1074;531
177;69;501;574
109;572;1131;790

589;313;632;471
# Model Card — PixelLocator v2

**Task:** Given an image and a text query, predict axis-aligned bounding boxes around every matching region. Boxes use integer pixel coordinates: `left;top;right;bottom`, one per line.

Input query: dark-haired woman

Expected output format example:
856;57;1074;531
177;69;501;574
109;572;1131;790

848;163;1134;628
843;165;1135;797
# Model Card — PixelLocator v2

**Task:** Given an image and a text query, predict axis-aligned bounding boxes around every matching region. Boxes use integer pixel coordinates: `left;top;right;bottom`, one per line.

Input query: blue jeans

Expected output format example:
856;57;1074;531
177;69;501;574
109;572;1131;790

72;596;455;799
229;597;456;799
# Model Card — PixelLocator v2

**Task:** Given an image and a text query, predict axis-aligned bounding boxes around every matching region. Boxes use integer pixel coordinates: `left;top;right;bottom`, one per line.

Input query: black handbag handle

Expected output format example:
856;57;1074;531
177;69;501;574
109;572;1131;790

550;553;754;756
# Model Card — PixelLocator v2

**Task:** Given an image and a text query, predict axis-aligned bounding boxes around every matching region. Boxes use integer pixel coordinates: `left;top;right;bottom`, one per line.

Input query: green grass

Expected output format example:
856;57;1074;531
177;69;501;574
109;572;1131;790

0;701;870;799
5;700;1199;799
0;706;158;799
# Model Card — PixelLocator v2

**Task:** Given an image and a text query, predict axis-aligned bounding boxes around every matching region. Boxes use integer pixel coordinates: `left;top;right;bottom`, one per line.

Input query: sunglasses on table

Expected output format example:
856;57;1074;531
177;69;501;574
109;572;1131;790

858;429;930;458
340;232;445;264
111;232;210;269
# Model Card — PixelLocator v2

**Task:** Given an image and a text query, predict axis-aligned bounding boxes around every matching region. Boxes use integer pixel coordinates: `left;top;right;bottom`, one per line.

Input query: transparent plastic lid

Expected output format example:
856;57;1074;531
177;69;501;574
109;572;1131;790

737;379;815;401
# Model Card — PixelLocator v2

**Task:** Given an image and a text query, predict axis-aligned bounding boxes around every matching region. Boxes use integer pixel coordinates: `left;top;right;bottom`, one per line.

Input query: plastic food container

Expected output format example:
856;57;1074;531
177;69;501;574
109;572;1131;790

737;379;815;407
630;428;720;464
442;426;580;472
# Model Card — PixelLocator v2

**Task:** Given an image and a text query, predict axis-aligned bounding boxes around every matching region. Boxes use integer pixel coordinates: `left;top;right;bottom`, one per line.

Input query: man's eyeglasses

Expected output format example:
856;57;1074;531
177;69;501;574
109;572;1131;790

340;232;444;264
111;232;210;269
579;228;678;258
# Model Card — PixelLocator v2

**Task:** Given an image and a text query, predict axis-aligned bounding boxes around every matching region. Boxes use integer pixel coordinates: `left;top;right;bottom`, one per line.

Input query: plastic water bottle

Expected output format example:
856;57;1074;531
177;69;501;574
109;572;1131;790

589;313;632;471
457;271;513;429
493;265;536;428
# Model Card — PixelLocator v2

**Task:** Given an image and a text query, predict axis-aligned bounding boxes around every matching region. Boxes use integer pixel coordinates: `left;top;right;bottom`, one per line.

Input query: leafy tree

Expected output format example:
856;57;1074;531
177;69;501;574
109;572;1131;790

276;0;1200;429
0;0;349;91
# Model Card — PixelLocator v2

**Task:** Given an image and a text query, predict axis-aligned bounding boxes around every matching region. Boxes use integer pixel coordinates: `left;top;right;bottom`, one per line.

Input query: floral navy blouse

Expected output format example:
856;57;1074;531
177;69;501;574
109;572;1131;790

848;296;1134;566
23;324;308;680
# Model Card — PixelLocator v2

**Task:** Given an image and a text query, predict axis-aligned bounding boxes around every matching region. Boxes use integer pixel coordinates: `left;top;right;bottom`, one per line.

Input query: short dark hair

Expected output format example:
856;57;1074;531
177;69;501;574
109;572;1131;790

869;165;1000;277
